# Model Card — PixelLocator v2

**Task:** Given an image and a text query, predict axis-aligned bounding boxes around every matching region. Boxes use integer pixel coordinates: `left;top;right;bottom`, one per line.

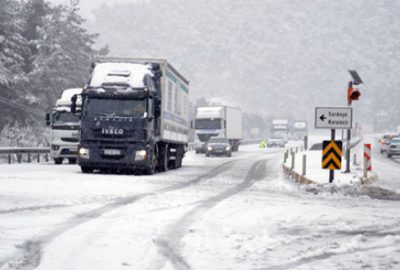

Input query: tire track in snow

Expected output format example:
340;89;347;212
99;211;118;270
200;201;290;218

151;159;268;270
257;240;400;270
0;160;237;270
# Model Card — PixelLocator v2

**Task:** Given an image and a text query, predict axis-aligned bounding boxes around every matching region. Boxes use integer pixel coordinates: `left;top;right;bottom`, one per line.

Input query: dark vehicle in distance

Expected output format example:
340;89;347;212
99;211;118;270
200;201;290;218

205;138;232;157
386;137;400;158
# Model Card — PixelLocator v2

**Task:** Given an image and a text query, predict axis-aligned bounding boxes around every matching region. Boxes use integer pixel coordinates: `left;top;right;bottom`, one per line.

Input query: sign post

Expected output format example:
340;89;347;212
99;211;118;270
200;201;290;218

316;107;350;183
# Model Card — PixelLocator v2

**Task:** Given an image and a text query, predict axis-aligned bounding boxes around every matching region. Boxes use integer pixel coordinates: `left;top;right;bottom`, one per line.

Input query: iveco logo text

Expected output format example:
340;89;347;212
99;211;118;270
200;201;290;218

102;128;124;135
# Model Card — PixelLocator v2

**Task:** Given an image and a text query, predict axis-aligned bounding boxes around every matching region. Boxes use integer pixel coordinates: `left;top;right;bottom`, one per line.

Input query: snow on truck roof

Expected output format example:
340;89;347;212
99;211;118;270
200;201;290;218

89;63;153;88
56;88;82;107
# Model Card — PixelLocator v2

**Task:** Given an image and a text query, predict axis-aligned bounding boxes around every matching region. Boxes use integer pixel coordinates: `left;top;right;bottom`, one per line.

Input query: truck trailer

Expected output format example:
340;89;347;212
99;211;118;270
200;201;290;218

194;106;242;151
271;119;289;142
72;57;189;174
292;120;308;140
46;88;82;164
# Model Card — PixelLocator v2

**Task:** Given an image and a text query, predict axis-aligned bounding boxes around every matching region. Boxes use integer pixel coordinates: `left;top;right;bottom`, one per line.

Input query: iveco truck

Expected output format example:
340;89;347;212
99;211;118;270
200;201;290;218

46;88;82;164
71;57;189;174
194;106;242;151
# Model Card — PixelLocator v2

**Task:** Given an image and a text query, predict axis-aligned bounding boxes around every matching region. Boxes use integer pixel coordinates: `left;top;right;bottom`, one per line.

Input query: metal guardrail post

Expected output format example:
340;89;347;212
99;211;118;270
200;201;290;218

45;154;49;162
27;154;31;163
8;154;11;164
37;154;40;162
291;150;295;171
302;154;307;176
17;154;22;163
353;153;357;165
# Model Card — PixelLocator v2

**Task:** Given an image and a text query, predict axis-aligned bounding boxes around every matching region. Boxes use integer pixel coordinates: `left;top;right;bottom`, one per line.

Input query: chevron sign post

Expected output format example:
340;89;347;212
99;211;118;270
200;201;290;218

322;140;343;183
364;144;372;178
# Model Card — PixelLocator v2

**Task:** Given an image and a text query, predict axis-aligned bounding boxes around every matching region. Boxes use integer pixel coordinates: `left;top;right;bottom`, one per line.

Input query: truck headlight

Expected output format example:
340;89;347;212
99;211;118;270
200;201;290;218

225;146;231;151
51;144;60;151
207;146;212;151
78;147;90;159
135;150;147;160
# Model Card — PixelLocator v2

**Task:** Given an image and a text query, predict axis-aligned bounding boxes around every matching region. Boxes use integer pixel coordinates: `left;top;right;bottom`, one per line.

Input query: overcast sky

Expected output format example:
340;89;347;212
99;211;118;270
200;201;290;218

47;0;135;19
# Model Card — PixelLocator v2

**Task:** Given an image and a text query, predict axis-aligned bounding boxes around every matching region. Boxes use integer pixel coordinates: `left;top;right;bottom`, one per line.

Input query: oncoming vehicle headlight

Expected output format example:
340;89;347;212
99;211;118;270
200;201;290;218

135;150;147;160
78;147;90;159
225;146;231;151
207;146;212;151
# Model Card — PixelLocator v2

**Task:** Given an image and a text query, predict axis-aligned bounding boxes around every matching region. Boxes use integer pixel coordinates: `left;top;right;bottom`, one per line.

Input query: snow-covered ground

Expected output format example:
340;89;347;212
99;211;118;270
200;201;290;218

1;143;400;270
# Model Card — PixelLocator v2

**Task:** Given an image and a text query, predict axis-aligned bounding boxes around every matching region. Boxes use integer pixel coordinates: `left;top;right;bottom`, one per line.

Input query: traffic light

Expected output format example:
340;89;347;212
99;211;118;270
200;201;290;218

347;81;361;104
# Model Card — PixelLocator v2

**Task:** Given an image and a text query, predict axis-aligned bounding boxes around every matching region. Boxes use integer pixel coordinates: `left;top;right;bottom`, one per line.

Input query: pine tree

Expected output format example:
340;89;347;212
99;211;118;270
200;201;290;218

0;0;31;129
28;1;98;110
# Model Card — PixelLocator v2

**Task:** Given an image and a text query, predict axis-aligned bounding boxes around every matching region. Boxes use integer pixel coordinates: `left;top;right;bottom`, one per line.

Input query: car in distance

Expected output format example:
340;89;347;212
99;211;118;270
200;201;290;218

267;135;286;148
205;138;232;157
386;137;400;158
379;134;395;153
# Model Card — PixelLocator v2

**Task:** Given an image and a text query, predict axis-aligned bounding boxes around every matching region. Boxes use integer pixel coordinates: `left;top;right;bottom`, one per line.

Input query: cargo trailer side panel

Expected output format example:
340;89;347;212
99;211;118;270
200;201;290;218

160;64;190;144
225;107;242;140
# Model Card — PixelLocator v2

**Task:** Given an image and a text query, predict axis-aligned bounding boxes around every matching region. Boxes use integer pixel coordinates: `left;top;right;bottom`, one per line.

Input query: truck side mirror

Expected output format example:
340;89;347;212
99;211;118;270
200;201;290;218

45;112;51;126
147;98;154;119
71;95;77;114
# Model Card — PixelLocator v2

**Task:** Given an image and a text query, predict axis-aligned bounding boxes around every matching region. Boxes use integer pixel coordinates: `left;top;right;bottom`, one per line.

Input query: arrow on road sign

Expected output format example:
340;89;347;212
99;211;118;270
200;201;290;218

319;114;326;122
322;140;343;170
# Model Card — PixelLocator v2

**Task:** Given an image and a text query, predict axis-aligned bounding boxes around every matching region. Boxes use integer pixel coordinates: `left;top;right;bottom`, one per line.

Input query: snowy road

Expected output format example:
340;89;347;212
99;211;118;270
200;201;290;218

1;145;400;270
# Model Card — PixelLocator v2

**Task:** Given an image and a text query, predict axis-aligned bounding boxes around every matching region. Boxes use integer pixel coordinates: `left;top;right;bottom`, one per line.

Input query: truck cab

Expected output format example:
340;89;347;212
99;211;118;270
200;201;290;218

46;88;82;164
73;58;189;174
194;106;242;152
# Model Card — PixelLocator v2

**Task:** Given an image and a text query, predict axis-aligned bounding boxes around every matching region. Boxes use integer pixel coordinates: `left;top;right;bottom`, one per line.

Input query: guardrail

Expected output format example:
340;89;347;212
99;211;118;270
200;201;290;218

0;147;50;164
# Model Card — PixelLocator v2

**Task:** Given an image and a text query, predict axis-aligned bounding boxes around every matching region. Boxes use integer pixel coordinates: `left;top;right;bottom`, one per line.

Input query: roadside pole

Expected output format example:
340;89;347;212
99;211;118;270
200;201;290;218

330;129;335;183
345;82;352;173
346;70;363;172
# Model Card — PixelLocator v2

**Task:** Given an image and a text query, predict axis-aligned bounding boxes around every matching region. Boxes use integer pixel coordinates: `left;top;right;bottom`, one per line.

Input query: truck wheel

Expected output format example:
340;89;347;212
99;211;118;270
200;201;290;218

158;145;169;172
81;166;94;173
146;149;157;175
54;158;63;165
68;158;77;164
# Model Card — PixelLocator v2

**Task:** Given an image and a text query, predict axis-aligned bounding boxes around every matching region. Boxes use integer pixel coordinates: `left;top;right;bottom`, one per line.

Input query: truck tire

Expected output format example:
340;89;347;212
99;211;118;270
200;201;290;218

146;148;157;175
54;158;63;165
158;145;169;172
81;166;94;173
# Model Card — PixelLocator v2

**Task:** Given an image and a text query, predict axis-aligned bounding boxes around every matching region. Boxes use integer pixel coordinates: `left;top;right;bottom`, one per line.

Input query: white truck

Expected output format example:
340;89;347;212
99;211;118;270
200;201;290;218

271;119;289;142
194;106;242;151
46;88;82;164
292;120;308;140
71;57;189;174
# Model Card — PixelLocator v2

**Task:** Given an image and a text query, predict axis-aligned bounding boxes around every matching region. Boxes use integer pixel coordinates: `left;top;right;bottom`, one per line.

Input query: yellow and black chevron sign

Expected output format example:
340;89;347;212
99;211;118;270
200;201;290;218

322;140;343;170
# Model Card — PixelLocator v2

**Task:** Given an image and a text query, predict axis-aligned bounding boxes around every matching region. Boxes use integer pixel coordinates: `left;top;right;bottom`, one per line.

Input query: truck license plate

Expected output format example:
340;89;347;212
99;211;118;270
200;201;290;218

104;149;121;155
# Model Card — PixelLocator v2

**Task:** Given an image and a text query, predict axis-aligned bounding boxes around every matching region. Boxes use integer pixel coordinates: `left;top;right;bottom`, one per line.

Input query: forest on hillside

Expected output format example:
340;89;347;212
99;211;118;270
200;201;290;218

0;0;105;146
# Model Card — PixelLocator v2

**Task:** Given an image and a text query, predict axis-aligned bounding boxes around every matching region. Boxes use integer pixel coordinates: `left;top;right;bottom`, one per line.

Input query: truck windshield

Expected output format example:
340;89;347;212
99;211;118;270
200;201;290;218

195;119;221;129
53;111;80;125
82;98;146;118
